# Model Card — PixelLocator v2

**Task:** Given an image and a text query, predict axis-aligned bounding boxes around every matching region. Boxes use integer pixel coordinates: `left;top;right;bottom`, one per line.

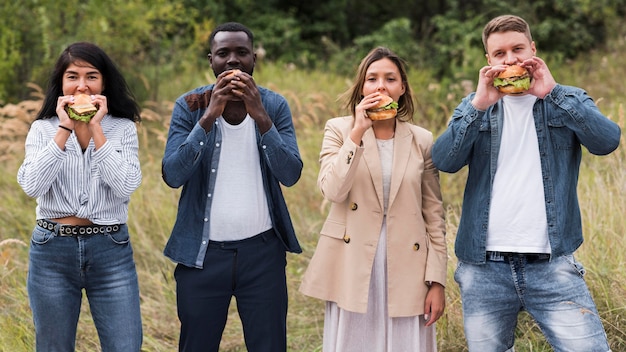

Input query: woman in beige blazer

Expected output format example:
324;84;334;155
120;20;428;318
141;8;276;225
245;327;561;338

299;47;447;351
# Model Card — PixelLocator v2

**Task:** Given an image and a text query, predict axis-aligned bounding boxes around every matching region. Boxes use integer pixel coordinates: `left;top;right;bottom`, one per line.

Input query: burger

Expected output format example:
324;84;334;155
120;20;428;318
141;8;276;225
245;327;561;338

493;65;530;94
66;94;97;122
226;69;241;77
226;69;242;95
367;94;398;121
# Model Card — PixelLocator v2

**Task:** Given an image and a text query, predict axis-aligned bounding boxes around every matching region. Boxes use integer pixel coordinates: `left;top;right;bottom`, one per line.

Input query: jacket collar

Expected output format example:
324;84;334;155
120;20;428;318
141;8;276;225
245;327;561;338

361;121;412;211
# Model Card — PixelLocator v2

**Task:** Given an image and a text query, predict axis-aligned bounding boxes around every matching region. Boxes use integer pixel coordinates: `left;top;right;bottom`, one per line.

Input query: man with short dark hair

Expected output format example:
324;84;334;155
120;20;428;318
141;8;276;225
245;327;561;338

162;22;303;352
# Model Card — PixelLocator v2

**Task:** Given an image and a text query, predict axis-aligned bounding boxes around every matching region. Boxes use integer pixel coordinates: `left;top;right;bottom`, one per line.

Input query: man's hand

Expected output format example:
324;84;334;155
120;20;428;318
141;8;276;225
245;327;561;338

521;56;557;99
199;71;240;131
471;65;507;111
229;71;272;133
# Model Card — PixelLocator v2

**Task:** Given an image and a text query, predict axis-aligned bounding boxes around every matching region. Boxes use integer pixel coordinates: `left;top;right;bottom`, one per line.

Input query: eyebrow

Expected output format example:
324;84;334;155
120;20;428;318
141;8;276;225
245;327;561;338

64;69;101;75
366;71;398;76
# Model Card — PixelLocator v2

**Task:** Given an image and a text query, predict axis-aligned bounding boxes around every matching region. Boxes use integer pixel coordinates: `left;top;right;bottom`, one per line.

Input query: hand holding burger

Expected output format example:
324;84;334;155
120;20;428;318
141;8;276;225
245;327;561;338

226;69;241;77
366;94;398;121
66;94;98;122
226;69;243;95
493;65;530;94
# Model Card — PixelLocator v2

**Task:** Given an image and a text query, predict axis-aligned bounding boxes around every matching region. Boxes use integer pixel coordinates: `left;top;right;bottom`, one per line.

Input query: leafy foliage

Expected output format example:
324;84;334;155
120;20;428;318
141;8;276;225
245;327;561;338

1;0;625;104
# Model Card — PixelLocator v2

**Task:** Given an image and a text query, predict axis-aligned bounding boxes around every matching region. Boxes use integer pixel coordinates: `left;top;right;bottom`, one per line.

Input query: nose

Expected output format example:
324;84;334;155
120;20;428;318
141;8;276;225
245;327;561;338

504;51;518;65
76;78;89;92
226;53;240;66
375;78;387;92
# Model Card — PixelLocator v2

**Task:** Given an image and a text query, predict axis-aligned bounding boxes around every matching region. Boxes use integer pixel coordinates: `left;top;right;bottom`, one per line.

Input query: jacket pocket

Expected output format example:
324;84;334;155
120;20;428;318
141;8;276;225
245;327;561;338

547;117;576;150
320;220;345;240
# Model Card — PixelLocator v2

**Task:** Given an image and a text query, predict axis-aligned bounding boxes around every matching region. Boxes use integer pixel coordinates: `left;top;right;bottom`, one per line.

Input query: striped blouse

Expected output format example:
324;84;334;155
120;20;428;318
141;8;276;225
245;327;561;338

17;115;141;225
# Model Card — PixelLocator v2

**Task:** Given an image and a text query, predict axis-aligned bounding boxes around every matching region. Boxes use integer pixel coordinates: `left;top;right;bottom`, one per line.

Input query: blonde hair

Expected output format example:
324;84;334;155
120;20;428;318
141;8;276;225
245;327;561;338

482;15;533;53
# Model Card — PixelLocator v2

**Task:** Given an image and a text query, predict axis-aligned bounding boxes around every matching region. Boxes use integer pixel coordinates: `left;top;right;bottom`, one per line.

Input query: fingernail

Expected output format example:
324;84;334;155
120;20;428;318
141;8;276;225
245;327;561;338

424;314;430;321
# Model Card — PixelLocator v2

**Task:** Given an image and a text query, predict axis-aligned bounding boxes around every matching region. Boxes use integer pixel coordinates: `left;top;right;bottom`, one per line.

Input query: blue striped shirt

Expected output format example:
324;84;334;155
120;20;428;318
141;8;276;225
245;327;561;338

17;115;141;225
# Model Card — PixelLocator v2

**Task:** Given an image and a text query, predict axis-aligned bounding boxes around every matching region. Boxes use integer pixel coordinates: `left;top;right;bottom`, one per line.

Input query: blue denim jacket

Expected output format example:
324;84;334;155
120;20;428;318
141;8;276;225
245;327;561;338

432;84;621;264
162;84;303;268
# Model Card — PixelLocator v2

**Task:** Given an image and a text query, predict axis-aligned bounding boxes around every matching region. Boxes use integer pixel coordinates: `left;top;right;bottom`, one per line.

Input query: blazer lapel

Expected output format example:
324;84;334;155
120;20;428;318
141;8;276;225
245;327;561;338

388;122;412;209
361;128;385;211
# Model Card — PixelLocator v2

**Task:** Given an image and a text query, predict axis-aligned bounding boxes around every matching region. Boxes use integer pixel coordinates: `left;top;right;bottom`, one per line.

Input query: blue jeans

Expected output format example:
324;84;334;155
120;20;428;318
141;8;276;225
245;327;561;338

455;253;610;352
174;229;287;352
27;223;142;352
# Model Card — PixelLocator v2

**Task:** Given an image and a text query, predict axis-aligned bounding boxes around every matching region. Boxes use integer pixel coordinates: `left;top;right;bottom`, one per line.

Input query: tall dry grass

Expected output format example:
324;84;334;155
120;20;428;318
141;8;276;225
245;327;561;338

0;37;625;351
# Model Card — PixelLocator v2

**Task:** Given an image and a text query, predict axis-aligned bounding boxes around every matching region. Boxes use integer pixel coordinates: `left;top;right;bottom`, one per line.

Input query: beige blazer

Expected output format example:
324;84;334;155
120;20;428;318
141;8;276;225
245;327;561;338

299;116;447;317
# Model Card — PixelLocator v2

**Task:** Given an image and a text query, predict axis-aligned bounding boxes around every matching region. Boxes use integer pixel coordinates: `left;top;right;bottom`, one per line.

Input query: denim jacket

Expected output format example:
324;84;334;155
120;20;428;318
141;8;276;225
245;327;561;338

162;84;303;268
432;84;621;264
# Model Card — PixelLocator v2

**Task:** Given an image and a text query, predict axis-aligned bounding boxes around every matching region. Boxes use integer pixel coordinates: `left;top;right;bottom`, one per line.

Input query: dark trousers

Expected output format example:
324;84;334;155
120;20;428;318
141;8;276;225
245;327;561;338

174;229;288;352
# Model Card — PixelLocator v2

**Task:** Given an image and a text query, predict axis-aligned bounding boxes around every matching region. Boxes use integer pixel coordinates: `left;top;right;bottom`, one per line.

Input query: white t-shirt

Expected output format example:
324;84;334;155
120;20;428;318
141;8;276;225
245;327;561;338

487;94;550;254
209;115;272;241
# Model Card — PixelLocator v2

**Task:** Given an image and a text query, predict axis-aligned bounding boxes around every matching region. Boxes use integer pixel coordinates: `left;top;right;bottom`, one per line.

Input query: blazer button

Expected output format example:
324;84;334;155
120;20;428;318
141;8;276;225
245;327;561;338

343;235;351;243
350;202;358;211
346;151;354;164
413;243;420;251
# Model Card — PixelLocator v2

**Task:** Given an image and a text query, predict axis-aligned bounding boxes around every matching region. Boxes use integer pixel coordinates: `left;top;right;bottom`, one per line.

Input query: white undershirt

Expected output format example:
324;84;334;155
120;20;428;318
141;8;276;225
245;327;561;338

487;95;550;253
376;138;394;214
209;115;272;241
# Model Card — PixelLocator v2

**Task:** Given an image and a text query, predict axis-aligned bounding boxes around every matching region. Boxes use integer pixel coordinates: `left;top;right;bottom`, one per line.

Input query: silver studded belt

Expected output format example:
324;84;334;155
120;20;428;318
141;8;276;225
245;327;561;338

36;219;121;236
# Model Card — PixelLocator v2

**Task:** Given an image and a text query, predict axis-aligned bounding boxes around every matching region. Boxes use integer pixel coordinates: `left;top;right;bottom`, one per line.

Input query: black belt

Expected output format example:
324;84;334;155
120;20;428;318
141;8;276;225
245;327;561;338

487;251;550;262
37;219;121;236
208;228;275;249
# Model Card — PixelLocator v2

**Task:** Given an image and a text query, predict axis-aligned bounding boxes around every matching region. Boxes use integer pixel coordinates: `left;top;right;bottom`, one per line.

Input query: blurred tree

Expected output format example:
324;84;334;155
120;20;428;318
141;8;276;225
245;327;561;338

0;1;44;103
2;0;625;103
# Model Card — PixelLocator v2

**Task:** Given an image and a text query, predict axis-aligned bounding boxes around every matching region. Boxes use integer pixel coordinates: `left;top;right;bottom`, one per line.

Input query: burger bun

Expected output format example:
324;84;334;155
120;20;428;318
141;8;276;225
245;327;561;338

497;64;528;79
367;95;398;121
226;69;241;77
67;94;97;122
494;65;530;94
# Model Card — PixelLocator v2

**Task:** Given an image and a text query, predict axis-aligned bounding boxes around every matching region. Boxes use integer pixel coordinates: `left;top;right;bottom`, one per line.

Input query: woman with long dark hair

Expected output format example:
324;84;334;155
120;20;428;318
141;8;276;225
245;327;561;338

18;42;143;351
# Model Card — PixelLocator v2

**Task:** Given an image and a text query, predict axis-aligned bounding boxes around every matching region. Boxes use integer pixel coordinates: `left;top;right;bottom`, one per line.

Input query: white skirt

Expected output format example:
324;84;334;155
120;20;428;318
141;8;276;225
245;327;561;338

322;218;437;352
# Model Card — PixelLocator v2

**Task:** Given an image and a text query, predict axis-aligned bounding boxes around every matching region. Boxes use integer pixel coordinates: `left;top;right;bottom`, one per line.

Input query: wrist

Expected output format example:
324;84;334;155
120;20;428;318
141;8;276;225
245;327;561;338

470;97;489;111
58;125;73;133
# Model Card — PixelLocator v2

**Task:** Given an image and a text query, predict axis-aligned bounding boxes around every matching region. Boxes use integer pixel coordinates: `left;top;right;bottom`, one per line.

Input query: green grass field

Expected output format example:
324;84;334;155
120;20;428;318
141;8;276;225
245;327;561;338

0;40;625;351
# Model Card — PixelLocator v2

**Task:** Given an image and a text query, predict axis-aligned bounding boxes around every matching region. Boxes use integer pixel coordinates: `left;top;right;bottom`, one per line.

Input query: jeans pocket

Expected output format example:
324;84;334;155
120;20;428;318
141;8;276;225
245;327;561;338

31;227;54;245
454;261;465;284
107;226;130;245
562;254;586;278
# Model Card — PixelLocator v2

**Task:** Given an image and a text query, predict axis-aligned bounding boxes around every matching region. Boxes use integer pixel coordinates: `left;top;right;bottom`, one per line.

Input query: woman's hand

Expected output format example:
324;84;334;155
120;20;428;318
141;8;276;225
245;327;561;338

56;95;77;130
349;92;382;145
88;94;108;126
423;282;445;327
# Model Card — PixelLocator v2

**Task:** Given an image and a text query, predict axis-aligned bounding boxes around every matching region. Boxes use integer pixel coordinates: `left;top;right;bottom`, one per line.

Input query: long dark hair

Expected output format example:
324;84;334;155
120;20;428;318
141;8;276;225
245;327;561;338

36;42;140;122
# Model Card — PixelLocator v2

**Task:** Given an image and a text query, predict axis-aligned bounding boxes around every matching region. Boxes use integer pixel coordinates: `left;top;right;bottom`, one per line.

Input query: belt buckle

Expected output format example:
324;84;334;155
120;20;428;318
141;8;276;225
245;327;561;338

487;251;507;261
59;225;73;236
